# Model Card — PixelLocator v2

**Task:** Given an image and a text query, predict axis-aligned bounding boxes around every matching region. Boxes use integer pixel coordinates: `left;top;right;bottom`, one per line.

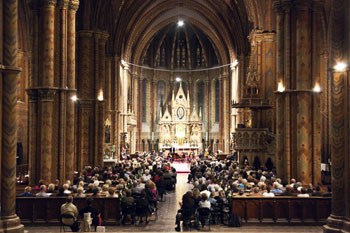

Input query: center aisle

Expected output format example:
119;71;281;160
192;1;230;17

120;174;192;232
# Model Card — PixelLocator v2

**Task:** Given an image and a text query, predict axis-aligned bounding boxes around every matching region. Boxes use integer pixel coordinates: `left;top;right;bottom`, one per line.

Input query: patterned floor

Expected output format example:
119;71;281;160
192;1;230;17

24;174;324;233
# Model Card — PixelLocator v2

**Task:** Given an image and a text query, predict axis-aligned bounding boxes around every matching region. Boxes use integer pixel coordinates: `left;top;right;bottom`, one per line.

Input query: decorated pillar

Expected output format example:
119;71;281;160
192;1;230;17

77;30;93;170
57;0;69;183
138;76;143;151
65;0;79;182
295;1;313;184
274;1;285;179
39;0;56;182
222;72;230;153
324;69;348;232
112;57;121;159
0;0;24;230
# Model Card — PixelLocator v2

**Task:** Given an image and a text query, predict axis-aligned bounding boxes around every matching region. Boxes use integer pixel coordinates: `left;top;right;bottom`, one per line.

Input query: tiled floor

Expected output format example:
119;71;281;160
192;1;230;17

24;174;324;233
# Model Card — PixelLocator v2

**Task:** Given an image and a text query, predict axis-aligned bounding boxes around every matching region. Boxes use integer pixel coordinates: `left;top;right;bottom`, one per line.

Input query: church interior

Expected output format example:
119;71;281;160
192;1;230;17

1;0;350;232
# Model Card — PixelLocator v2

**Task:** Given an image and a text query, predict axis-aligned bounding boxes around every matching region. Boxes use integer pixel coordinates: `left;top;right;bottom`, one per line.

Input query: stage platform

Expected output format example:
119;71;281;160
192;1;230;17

172;161;190;174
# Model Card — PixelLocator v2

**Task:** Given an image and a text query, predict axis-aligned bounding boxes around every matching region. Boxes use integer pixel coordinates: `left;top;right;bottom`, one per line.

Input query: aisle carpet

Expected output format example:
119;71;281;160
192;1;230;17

171;161;190;173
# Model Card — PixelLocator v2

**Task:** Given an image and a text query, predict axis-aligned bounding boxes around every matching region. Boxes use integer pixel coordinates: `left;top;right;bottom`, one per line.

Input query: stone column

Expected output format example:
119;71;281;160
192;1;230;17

113;57;120;159
324;69;348;232
283;2;291;183
77;30;93;170
27;90;39;185
138;76;143;152
218;76;223;151
205;78;210;146
65;0;79;182
274;0;285;179
222;73;230;153
0;2;24;231
295;2;313;184
95;33;108;168
39;0;56;182
57;0;69;183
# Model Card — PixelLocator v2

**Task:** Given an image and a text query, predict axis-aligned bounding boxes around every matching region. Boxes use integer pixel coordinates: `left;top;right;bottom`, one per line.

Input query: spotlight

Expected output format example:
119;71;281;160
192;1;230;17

177;20;184;27
175;77;182;82
334;62;347;72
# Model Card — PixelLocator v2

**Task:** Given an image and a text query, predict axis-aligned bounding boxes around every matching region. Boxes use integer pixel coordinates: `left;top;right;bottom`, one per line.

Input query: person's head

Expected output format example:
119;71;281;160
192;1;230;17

285;185;293;192
301;188;307;194
108;187;115;196
66;195;73;203
201;193;208;201
192;188;201;199
125;189;132;197
102;184;109;192
315;186;321;192
63;183;69;191
48;183;55;191
77;187;84;194
253;187;260;193
92;188;99;196
24;186;32;193
40;185;47;192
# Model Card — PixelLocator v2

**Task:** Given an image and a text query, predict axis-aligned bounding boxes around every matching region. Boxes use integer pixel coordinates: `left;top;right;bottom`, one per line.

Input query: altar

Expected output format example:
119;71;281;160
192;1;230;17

158;82;203;152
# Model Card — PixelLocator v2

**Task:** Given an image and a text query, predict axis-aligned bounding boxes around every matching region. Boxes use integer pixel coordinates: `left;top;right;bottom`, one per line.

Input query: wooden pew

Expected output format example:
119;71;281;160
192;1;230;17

231;196;331;224
16;197;121;225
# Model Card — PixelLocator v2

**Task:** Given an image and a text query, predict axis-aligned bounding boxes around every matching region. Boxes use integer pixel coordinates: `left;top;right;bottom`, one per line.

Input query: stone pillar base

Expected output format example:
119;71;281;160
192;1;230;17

323;215;344;233
0;216;24;233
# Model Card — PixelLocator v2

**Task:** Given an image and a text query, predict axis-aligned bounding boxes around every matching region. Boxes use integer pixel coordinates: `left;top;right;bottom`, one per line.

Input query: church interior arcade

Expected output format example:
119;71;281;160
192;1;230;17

1;0;350;232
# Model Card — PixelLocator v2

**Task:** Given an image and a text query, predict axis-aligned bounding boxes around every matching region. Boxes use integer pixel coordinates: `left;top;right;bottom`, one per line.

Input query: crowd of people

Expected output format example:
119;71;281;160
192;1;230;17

18;153;177;231
173;158;332;231
18;152;331;232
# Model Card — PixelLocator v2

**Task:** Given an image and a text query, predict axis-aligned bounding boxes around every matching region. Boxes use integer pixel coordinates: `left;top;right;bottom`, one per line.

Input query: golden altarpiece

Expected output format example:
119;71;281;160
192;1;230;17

158;82;202;153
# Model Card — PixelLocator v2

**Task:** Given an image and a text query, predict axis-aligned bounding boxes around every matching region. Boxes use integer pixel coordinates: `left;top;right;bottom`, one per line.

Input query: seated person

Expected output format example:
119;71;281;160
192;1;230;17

134;191;151;223
297;188;310;197
79;197;100;231
312;186;323;196
262;186;275;197
20;186;33;197
196;193;211;228
121;190;135;224
175;191;195;232
36;185;51;197
61;196;79;232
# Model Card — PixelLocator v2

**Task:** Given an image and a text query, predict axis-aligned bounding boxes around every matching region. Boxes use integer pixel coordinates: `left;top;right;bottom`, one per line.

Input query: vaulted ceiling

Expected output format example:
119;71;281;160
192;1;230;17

77;0;274;65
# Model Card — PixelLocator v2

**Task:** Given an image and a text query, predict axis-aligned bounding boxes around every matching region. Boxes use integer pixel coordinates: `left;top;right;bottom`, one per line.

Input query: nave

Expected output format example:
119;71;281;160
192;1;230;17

24;174;323;233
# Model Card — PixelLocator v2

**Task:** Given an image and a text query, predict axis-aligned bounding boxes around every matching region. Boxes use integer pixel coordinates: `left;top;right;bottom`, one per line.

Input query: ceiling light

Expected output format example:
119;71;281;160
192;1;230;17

175;77;182;82
177;20;184;27
334;62;347;72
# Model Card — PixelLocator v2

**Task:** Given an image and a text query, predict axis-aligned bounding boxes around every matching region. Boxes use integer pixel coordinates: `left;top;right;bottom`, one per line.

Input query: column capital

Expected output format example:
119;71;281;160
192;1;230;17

28;87;58;101
57;0;69;9
26;88;40;101
68;0;79;11
40;0;57;8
